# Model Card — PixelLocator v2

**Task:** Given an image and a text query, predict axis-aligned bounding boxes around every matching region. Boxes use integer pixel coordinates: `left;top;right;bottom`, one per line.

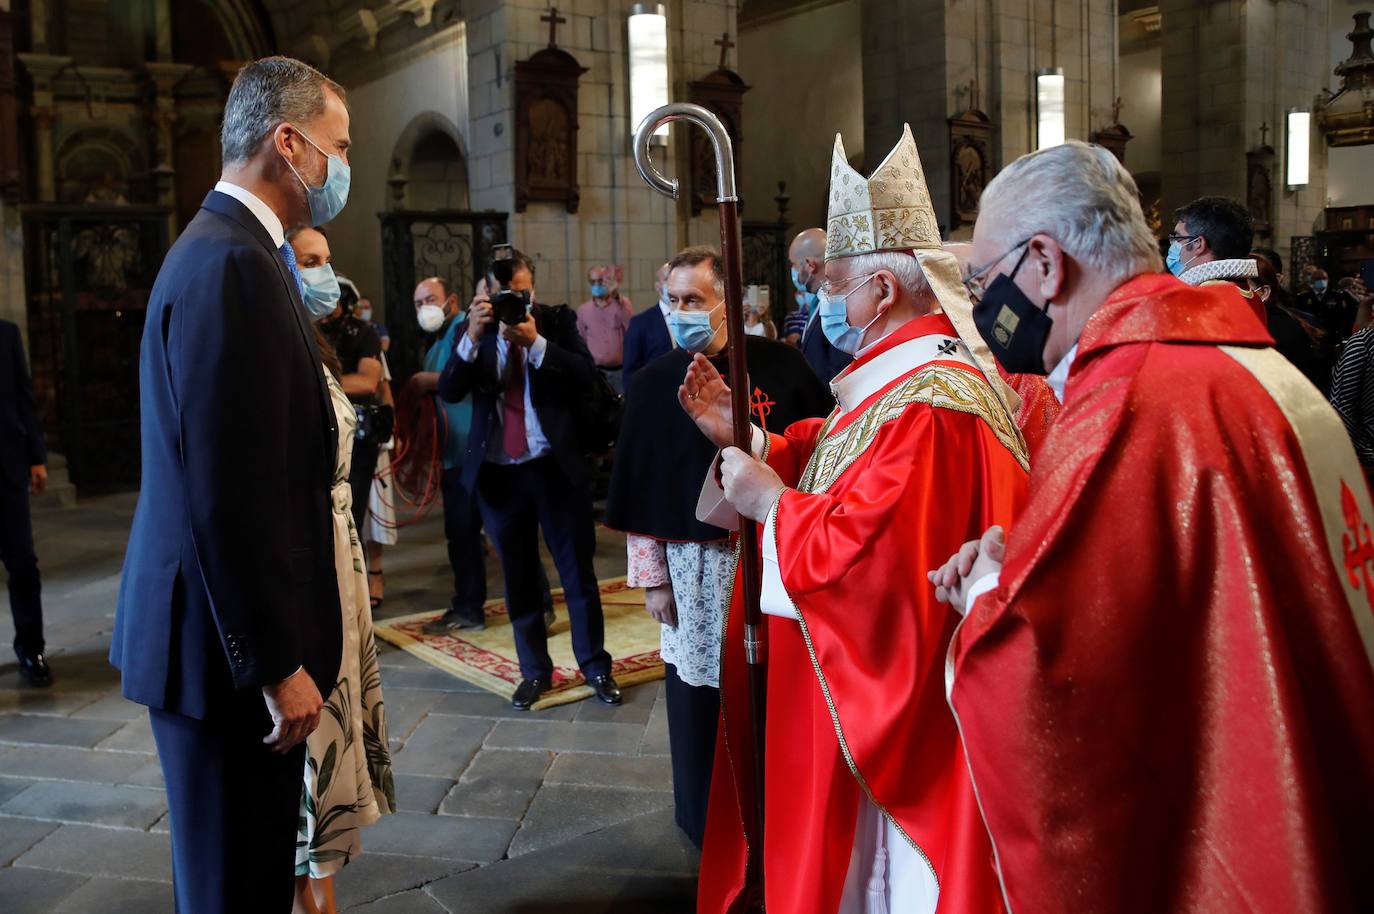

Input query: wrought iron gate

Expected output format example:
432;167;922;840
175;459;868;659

22;205;170;493
378;209;508;382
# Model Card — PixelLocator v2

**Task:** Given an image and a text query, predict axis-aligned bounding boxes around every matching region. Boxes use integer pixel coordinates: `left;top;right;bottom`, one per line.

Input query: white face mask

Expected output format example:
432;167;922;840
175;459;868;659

417;304;446;333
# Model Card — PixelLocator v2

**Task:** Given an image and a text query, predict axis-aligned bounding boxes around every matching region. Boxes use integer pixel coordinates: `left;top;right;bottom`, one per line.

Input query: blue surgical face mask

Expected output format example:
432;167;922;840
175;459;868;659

1313;279;1329;295
791;265;809;291
1166;239;1199;278
667;303;723;352
284;127;351;226
590;283;609;299
299;263;341;320
818;273;882;355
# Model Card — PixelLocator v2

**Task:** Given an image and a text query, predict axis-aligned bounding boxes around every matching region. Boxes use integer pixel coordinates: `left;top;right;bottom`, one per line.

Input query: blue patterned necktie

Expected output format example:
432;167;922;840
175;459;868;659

278;241;307;302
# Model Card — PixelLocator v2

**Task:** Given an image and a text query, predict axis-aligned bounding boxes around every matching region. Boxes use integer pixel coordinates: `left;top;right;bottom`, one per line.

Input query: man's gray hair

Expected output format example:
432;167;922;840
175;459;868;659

978;141;1161;285
221;56;346;164
842;251;929;298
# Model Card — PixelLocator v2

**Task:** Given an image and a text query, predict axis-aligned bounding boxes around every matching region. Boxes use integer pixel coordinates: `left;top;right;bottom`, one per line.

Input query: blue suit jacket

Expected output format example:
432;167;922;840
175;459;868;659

110;191;343;719
437;303;599;492
622;306;672;392
0;320;45;491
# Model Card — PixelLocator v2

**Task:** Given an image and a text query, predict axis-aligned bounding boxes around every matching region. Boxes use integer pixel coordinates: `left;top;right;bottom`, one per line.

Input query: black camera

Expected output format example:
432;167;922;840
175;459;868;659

491;288;531;325
487;246;531;324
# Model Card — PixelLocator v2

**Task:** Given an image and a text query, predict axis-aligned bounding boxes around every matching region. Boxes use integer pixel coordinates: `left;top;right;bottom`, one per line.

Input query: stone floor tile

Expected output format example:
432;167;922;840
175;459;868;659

544;752;673;792
332;851;472;909
0;713;121;748
378;668;487;693
120;757;166;789
507;784;674;857
458;748;554;782
360;811;517;864
50;876;173;914
438;776;538;821
429;689;578;721
94;716;157;753
344;888;449;914
67;692;143;722
0;744;154;783
0;772;35;804
0;814;60;865
0;686;106;717
391;774;455;814
15;823;173;882
375;688;441;749
521;806;699;877
390;715;492;779
0;866;88;914
1;780;166;829
573;680;659;725
638;689;671;757
484;719;644;755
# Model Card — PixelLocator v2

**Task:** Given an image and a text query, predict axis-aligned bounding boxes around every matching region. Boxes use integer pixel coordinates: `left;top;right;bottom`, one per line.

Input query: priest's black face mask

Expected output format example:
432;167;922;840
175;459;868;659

972;243;1054;376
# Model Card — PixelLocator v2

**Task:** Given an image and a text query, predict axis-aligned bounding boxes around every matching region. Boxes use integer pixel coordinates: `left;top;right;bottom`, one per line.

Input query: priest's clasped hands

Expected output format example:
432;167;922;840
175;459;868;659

678;353;787;523
930;526;1007;614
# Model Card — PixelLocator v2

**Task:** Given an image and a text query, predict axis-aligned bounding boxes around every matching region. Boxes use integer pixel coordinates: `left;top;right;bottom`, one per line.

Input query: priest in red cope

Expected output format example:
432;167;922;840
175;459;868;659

683;125;1025;914
933;141;1374;913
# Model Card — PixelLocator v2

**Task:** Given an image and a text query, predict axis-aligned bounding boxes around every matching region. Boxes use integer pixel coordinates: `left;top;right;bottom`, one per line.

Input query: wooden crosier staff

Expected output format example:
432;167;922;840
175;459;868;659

633;103;766;908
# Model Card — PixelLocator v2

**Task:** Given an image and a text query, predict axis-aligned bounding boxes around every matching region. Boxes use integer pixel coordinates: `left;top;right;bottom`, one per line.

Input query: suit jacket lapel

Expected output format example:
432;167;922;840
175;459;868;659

201;192;338;475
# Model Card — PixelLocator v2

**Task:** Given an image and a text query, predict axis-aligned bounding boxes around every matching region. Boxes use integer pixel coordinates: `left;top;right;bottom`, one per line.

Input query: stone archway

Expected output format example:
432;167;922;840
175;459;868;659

390;111;470;210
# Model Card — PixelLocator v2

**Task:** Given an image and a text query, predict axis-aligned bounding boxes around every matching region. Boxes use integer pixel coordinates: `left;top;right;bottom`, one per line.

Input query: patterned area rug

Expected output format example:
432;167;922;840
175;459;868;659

374;577;664;709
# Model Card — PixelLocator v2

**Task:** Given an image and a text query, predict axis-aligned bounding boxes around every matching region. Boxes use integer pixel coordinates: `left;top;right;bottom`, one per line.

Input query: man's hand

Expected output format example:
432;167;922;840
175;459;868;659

261;667;324;753
679;353;735;449
720;446;786;523
500;310;538;348
29;465;47;497
929;525;1006;614
645;584;678;626
467;292;494;342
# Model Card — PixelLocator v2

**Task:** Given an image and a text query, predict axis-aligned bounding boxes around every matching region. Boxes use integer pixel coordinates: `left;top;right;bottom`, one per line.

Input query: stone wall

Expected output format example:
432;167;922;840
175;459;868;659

463;0;738;314
0;199;24;341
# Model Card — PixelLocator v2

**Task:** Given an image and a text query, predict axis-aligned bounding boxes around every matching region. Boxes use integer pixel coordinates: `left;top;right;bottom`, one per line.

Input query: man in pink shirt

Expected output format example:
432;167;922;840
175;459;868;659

576;264;634;391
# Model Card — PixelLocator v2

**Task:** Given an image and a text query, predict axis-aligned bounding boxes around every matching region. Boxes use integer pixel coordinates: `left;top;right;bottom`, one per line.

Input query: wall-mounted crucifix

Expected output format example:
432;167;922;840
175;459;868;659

541;6;567;48
714;32;735;69
1259;122;1270;146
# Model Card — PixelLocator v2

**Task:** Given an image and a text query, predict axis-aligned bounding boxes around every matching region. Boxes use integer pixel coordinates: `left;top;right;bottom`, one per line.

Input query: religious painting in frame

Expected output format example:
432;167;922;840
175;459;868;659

514;45;588;213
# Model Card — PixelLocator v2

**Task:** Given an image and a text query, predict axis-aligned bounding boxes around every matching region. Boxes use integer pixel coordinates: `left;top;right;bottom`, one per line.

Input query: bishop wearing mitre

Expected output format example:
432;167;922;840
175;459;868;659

680;125;1024;913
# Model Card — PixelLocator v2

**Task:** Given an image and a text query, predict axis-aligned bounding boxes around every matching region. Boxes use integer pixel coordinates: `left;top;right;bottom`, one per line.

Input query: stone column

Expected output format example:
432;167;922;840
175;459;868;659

17;53;71;203
1160;0;1331;249
146;62;193;241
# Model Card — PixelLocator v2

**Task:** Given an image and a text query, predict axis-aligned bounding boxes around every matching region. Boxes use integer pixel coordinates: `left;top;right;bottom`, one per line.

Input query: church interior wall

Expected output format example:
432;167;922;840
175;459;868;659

321;24;470;311
1326;0;1374;207
738;0;863;234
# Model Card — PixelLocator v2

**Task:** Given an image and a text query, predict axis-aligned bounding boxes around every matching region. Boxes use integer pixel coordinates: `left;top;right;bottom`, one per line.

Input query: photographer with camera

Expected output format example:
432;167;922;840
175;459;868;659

438;247;621;709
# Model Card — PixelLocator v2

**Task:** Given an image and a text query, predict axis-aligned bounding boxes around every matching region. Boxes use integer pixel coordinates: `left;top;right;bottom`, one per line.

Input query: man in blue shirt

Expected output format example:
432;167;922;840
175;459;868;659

411;277;550;632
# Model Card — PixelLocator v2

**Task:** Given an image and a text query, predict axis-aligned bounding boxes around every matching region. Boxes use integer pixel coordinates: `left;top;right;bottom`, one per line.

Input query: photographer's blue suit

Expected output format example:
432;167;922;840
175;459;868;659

111;188;342;913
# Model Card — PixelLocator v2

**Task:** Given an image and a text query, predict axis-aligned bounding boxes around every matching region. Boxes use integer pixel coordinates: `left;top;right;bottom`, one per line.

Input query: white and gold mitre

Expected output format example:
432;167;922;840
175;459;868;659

826;124;941;260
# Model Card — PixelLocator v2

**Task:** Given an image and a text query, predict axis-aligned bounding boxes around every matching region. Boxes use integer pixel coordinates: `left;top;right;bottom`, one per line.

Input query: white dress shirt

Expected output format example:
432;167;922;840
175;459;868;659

455;329;552;464
213;181;285;248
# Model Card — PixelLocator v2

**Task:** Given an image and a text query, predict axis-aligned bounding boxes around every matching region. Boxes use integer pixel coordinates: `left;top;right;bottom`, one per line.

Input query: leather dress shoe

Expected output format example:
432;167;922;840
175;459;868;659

423;610;485;635
16;651;53;688
512;677;548;710
589;674;622;705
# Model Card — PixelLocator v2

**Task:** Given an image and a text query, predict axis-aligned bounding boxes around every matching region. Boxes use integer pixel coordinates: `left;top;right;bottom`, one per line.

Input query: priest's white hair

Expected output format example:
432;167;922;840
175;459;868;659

843;251;929;298
978;141;1162;286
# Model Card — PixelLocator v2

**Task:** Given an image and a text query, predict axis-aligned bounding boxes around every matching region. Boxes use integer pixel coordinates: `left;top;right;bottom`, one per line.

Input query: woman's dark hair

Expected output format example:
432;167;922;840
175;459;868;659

314;324;342;381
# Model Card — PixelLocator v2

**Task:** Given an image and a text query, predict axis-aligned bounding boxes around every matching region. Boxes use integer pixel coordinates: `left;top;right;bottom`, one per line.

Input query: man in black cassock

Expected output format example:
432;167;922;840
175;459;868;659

604;246;832;846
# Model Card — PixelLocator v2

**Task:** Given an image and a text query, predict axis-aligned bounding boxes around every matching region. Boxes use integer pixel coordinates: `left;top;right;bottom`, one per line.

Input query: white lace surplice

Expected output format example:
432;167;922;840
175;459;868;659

627;534;731;689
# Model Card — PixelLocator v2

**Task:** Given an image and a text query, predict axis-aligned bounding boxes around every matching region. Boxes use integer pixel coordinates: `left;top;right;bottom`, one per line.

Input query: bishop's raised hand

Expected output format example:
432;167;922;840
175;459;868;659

678;352;734;449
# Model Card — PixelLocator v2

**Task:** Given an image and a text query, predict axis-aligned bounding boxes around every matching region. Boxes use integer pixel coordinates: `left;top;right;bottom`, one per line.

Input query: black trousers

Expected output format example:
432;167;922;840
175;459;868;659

664;662;720;847
150;700;304;914
348;434;380;535
0;482;42;655
477;457;611;681
441;464;487;620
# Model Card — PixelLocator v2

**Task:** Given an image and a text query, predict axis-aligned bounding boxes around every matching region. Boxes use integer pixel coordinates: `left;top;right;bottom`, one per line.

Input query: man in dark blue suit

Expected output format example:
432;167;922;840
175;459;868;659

0;319;50;686
110;57;349;913
623;261;674;391
791;227;852;383
439;249;622;710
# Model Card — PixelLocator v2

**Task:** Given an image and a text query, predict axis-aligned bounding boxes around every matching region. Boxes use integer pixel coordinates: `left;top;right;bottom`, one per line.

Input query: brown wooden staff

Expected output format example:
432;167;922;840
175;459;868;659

634;103;766;909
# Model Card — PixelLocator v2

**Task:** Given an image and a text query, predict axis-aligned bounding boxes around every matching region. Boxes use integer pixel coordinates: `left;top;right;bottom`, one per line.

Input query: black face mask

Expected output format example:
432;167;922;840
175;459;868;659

972;248;1053;375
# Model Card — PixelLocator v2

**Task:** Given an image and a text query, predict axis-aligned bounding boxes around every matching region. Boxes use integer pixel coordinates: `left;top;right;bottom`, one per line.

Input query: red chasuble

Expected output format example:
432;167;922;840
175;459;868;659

950;273;1374;914
698;313;1027;914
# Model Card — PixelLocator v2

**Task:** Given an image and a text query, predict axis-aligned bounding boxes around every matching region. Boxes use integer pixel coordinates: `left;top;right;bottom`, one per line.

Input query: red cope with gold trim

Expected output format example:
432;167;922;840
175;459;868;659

697;313;1025;914
950;274;1374;914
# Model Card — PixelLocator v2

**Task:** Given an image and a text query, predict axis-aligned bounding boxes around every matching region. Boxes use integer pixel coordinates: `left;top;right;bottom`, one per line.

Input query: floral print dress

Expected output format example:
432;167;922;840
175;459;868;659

296;369;396;877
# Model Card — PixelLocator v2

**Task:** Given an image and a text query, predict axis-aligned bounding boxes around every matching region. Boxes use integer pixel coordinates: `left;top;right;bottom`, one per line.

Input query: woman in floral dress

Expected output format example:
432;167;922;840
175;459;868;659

290;226;395;914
